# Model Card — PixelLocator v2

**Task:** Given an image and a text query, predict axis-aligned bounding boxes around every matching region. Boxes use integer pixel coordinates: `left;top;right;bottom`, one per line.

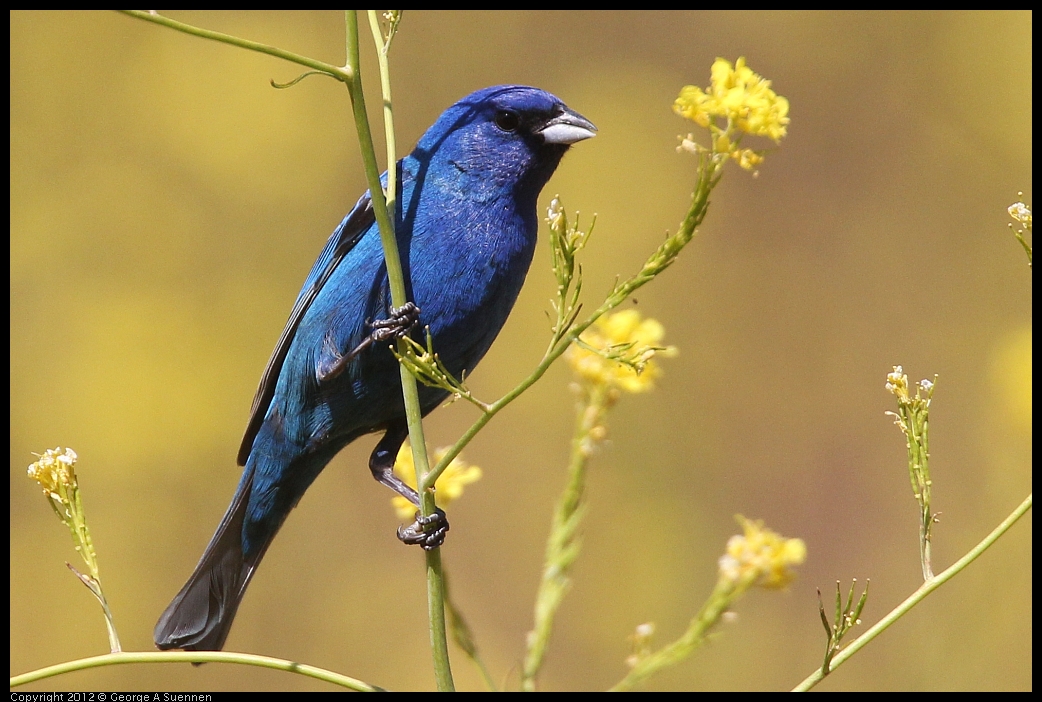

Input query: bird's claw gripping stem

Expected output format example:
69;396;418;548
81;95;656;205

397;508;449;551
370;302;421;344
317;302;421;381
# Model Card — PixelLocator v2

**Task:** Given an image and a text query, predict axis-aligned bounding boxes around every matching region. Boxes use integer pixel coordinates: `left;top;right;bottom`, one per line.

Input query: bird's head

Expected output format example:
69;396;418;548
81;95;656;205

411;85;596;200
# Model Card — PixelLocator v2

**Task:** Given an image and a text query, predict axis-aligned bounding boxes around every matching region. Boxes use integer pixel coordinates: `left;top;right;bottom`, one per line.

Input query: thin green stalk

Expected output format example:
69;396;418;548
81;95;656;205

65;474;121;653
119;11;351;83
792;492;1032;691
422;546;453;691
67;564;120;654
11;650;382;691
1013;231;1032;265
521;383;609;690
343;13;401;302
28;448;122;653
610;577;739;692
612;515;805;691
353;11;452;691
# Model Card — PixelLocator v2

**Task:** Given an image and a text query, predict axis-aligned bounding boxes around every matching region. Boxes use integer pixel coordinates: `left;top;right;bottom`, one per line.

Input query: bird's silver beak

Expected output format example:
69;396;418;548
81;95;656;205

539;108;597;145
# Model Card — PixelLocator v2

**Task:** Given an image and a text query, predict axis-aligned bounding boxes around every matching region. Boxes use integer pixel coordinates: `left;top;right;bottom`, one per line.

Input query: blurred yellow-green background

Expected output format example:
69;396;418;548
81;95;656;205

10;11;1031;691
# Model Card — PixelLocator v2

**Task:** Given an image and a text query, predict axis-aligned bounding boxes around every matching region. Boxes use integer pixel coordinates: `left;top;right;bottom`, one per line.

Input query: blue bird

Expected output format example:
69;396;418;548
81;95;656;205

154;85;596;651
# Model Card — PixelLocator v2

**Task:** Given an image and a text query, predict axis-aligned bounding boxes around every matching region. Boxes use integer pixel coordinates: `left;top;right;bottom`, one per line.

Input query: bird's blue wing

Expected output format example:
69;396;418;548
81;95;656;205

237;191;376;465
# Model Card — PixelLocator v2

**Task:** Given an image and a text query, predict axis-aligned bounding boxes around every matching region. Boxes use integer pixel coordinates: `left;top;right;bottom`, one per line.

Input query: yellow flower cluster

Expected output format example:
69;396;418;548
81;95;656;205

27;447;79;504
27;446;99;577
674;57;789;170
675;57;790;141
566;310;677;394
717;516;806;590
391;444;482;520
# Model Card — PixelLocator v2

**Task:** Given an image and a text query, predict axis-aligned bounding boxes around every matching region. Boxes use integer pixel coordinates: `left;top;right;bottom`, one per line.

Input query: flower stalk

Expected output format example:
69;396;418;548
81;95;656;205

522;309;676;690
1007;195;1032;266
27;448;121;653
885;366;938;580
612;517;805;691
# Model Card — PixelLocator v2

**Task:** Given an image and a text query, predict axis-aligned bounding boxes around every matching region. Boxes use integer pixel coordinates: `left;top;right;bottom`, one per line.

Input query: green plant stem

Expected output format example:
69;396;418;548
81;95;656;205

421;546;453;691
74;568;121;654
1011;229;1032;265
10;651;382;691
64;476;122;653
610;574;748;692
101;599;120;653
793;492;1032;691
64;561;120;653
353;11;452;691
343;12;401;303
521;383;609;690
119;11;351;83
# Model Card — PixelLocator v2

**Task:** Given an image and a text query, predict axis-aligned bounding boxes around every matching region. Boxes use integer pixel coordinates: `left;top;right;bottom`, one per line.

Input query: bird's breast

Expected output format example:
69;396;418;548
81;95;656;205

406;196;536;371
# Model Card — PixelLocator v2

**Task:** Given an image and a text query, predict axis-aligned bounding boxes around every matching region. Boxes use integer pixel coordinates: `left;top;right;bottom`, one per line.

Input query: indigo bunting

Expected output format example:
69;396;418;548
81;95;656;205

154;85;595;651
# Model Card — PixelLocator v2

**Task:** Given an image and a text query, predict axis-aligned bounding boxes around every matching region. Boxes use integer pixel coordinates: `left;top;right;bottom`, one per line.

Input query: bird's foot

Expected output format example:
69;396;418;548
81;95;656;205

318;303;421;381
397;508;449;551
370;302;421;344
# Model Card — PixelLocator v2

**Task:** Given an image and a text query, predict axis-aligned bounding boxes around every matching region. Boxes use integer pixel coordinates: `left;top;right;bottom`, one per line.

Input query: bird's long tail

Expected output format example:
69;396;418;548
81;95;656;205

154;468;263;652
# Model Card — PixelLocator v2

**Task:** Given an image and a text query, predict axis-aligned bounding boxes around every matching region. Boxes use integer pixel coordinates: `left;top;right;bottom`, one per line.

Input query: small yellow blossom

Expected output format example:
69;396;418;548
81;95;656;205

391;444;482;520
884;365;909;400
736;148;764;170
566;310;677;394
717;516;806;590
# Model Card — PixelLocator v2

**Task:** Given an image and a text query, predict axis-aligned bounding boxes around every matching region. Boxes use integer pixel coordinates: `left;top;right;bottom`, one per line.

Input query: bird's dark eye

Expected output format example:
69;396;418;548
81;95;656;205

494;110;520;132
